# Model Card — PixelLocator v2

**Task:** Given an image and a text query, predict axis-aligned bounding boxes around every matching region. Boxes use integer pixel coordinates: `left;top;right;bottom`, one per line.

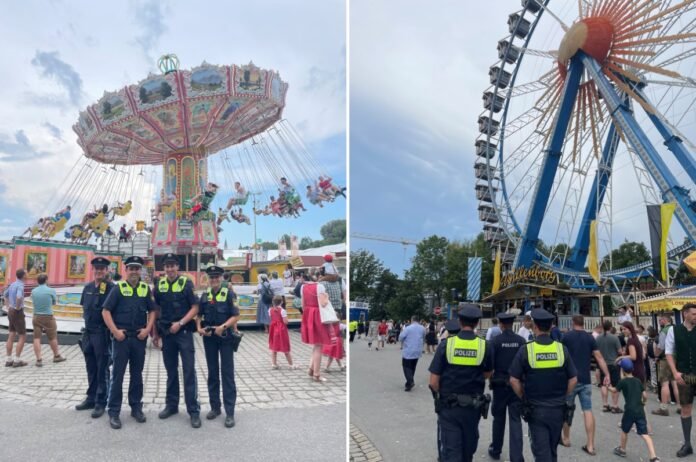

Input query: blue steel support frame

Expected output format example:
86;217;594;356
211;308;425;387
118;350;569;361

514;56;585;268
568;124;620;270
634;87;696;186
581;51;696;245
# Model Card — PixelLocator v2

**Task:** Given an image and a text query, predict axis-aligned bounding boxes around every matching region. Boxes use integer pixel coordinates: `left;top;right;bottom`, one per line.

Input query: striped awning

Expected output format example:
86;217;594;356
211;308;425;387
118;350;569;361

638;286;696;313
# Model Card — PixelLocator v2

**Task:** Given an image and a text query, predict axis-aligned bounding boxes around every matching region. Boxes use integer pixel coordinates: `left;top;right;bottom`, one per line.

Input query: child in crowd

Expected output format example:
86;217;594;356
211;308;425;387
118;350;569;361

610;358;660;462
268;295;295;369
323;320;345;372
322;254;338;276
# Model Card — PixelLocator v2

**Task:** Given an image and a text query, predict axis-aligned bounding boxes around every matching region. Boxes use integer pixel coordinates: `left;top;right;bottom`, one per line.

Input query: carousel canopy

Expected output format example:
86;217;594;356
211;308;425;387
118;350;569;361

73;57;288;165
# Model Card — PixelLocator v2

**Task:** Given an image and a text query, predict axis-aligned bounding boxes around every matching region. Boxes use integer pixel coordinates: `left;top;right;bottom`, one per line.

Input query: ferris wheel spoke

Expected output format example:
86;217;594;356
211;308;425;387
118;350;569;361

518;48;559;59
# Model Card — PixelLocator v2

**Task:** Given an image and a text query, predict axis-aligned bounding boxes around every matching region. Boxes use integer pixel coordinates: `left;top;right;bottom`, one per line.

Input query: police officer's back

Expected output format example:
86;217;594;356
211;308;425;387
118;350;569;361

428;305;493;462
75;257;115;418
509;309;578;462
488;312;526;462
102;256;156;430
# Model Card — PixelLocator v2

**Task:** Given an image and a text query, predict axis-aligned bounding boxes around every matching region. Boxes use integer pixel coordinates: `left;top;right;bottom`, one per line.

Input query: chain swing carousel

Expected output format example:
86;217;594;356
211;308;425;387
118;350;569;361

1;55;345;332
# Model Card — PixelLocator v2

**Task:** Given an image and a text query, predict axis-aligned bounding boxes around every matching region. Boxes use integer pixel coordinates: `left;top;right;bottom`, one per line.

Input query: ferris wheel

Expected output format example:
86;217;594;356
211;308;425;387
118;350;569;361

476;0;696;289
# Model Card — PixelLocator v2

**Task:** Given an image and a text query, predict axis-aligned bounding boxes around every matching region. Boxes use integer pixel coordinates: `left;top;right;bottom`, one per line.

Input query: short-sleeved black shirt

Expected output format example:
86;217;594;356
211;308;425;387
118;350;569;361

154;277;197;308
429;330;493;396
103;281;156;330
562;329;598;385
80;280;115;329
509;334;578;406
199;289;240;326
490;329;526;385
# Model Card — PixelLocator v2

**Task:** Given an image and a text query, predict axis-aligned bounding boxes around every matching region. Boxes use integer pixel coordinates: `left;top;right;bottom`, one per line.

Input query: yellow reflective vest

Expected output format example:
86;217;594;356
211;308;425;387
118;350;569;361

118;281;149;297
526;340;565;369
445;336;486;366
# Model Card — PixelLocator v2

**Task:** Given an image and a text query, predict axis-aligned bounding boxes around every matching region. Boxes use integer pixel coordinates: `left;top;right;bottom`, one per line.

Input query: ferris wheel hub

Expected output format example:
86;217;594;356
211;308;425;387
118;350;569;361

558;17;613;75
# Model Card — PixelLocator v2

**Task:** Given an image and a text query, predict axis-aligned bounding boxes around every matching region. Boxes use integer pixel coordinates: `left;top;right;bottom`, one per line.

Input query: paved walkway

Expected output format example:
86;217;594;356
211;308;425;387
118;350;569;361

350;338;685;461
0;330;346;460
350;423;384;462
0;330;345;412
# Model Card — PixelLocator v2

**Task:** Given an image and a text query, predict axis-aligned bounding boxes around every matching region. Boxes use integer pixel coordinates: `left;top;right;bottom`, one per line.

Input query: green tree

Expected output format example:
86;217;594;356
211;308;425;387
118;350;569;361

369;269;399;320
601;240;650;269
386;278;426;322
408;235;449;306
259;241;278;250
299;237;314;250
320;219;346;244
444;242;468;302
349;250;385;301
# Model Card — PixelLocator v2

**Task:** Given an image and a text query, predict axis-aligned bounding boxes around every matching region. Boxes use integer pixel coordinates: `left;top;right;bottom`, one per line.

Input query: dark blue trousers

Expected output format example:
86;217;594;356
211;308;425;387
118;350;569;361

528;406;565;462
490;386;525;462
107;336;145;417
438;406;481;462
203;336;237;417
162;329;200;415
82;329;110;406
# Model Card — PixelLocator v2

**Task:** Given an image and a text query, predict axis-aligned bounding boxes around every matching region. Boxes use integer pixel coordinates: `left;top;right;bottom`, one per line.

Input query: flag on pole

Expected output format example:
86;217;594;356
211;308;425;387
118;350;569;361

685;251;696;277
647;203;676;281
467;257;482;301
588;220;601;285
492;246;501;293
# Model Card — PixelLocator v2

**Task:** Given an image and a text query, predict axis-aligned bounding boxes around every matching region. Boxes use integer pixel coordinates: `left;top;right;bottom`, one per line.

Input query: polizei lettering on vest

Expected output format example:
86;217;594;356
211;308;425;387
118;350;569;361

454;349;478;358
536;352;558;361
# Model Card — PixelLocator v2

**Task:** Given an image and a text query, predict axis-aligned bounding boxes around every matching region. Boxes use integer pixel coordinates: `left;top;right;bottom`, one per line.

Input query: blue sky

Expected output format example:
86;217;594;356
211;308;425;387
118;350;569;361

350;1;500;275
0;0;346;248
350;0;695;276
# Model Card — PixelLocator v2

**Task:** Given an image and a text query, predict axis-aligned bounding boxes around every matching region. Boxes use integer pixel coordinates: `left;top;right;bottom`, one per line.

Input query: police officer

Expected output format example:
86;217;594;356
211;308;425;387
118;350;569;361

196;265;240;428
75;257;115;418
153;253;201;428
428;304;493;462
488;312;526;462
509;308;578;462
102;256;157;429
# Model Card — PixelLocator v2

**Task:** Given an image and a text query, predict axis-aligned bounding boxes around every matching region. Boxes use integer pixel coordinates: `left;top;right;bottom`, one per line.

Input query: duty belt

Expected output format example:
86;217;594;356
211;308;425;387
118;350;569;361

441;394;480;408
84;327;107;334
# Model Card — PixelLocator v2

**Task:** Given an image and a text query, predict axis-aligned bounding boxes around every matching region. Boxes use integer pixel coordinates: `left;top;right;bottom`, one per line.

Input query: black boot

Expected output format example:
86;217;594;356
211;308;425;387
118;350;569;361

75;399;95;411
91;405;105;418
158;407;179;419
109;415;122;429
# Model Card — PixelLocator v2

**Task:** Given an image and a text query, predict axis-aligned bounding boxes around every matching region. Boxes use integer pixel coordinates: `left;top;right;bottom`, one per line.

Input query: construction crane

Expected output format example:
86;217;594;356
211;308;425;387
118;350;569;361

351;232;419;246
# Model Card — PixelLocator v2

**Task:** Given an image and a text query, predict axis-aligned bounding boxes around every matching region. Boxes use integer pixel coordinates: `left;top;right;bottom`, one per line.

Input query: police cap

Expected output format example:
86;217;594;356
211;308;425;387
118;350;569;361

124;256;144;268
91;257;110;268
531;308;554;323
162;253;179;265
457;303;482;321
445;319;461;333
497;312;516;323
205;265;224;277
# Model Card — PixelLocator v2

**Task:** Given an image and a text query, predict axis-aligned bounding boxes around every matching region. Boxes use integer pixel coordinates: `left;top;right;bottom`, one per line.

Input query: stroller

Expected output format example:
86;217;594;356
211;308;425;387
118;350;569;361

387;329;398;344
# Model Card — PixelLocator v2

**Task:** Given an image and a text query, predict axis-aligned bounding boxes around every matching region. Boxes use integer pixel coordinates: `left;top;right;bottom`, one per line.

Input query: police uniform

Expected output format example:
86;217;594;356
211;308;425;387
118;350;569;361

428;305;493;462
198;266;240;428
76;257;115;417
509;309;577;462
102;256;156;429
488;313;526;462
154;253;201;423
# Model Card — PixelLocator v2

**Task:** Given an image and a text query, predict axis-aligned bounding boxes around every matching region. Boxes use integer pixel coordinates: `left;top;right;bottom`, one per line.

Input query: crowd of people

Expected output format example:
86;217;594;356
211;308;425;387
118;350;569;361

349;304;696;462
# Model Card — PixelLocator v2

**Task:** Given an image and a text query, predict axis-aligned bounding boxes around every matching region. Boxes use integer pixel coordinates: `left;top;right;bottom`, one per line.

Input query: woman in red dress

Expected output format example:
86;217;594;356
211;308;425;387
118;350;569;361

301;272;331;382
268;295;295;369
